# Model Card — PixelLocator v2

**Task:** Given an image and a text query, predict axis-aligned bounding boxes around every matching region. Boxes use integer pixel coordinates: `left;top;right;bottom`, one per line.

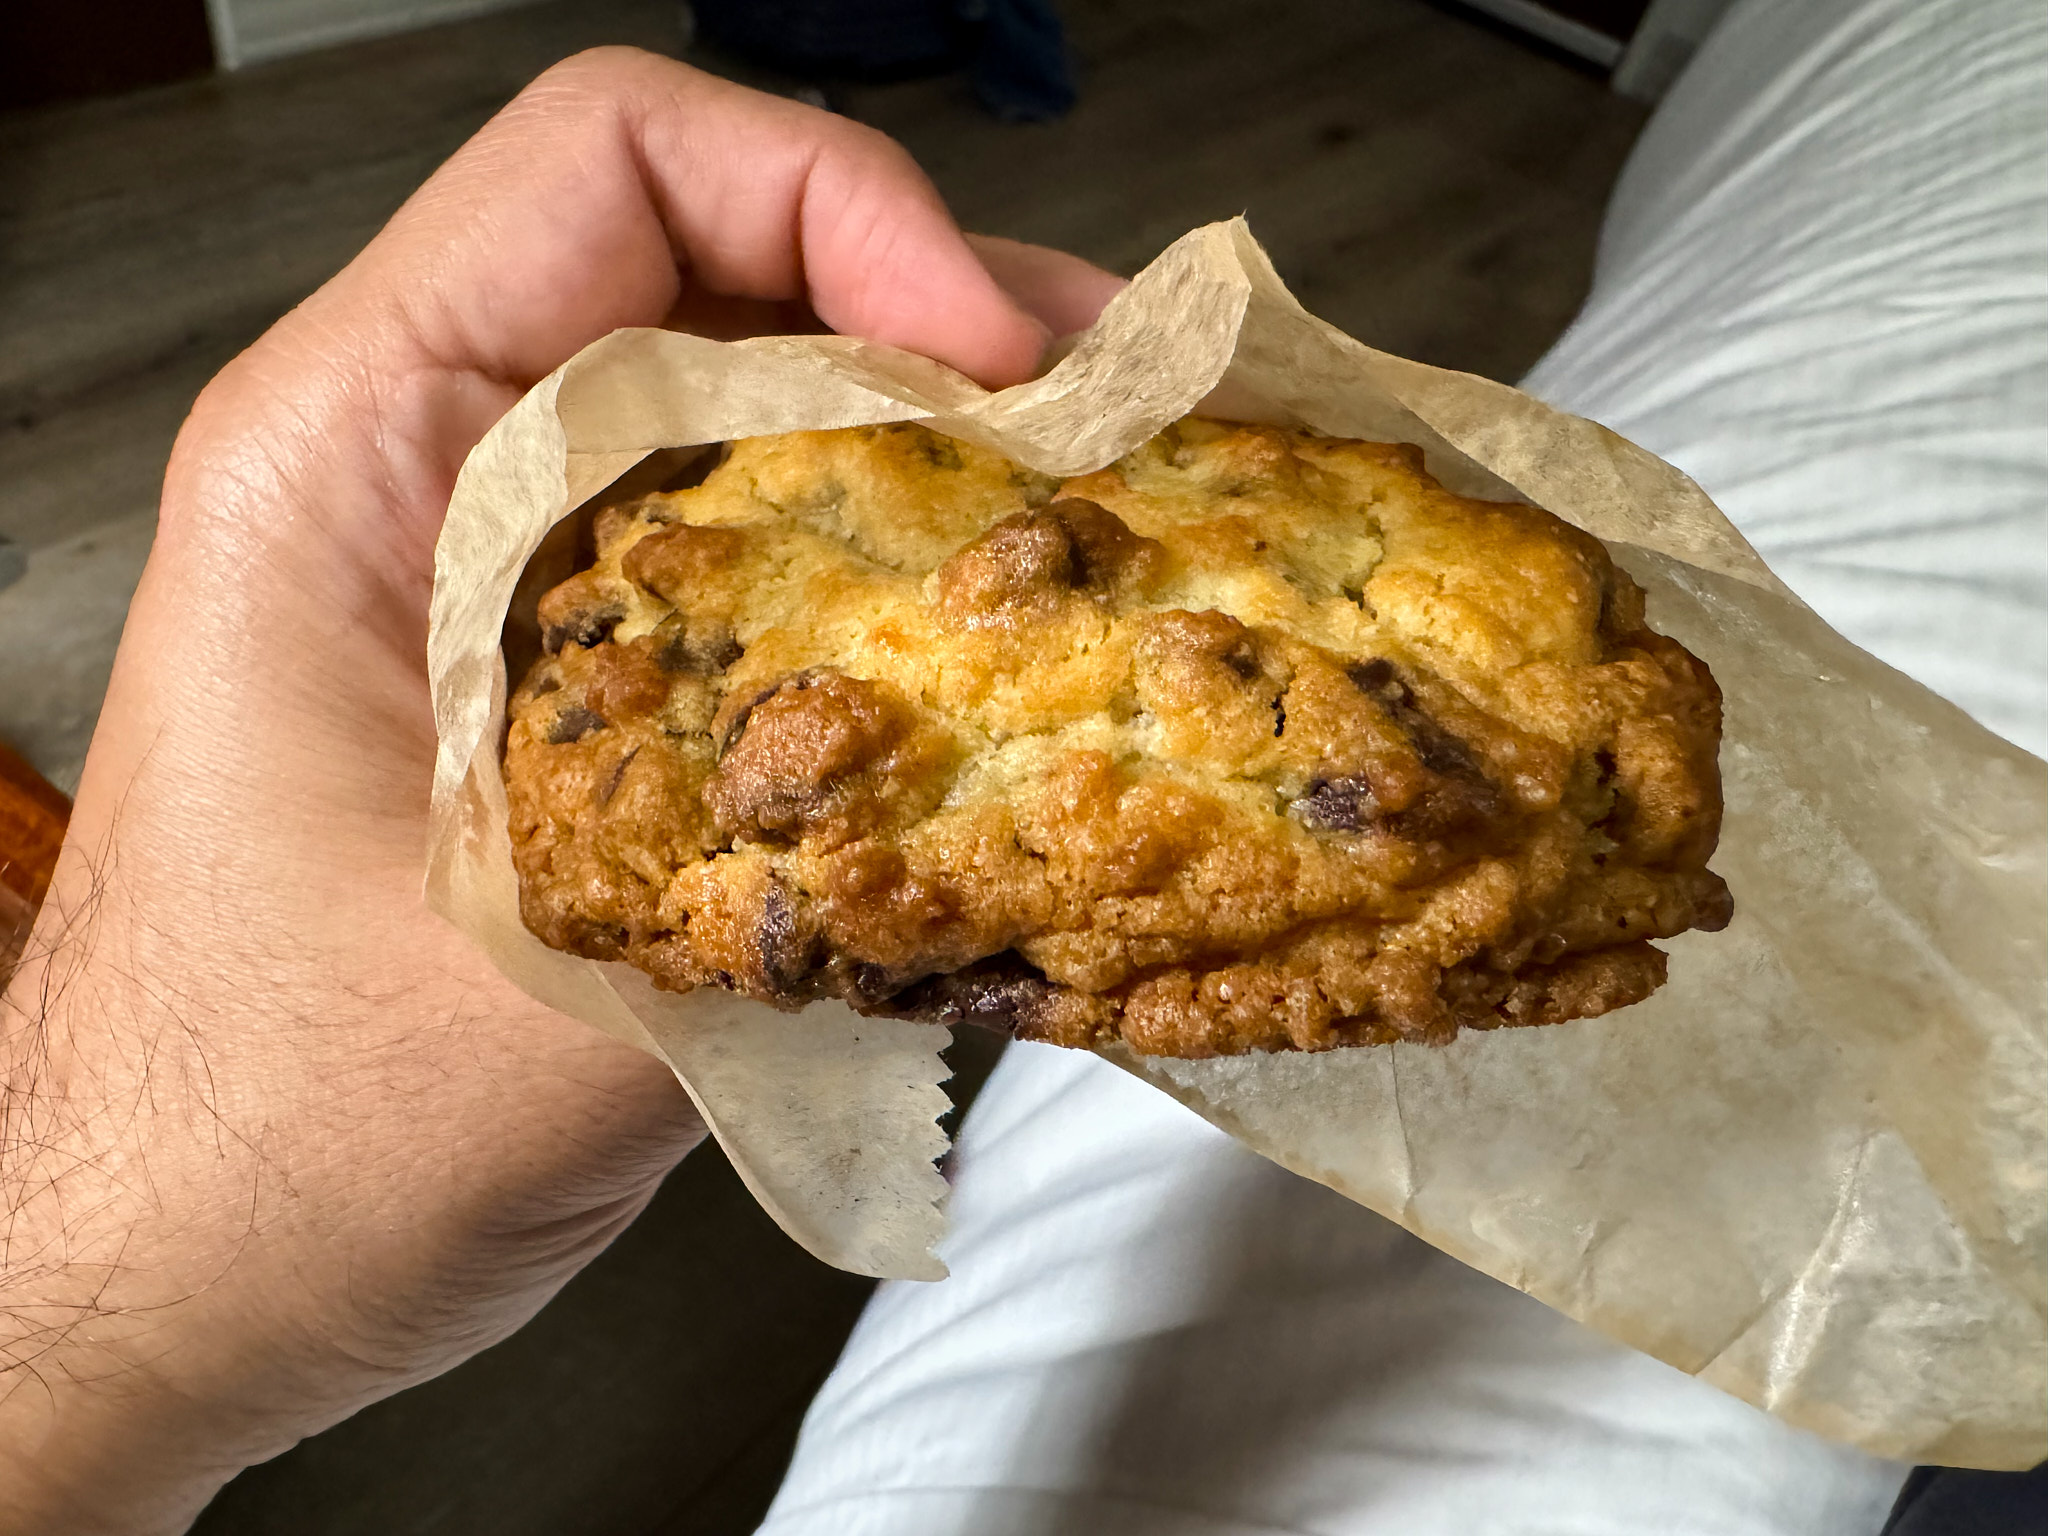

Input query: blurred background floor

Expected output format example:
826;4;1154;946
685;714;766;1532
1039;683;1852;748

0;1;1645;1530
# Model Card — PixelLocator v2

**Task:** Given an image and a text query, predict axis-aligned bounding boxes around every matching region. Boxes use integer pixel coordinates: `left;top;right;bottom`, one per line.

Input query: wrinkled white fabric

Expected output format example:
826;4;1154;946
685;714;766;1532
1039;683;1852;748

762;1049;1907;1536
758;1;2044;1530
1525;0;2048;759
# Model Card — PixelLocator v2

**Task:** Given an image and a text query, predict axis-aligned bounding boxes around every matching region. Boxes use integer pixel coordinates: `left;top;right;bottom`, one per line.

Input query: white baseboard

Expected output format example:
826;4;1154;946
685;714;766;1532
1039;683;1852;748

206;0;552;69
1453;0;1628;68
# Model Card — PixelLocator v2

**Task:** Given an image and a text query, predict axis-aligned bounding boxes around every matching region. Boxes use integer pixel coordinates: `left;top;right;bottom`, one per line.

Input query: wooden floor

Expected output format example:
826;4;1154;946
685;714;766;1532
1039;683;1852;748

0;2;1644;1530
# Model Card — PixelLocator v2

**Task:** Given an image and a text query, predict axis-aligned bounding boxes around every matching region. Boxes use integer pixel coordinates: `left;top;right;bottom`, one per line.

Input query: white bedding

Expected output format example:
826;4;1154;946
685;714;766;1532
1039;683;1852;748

1525;0;2048;761
757;2;2046;1529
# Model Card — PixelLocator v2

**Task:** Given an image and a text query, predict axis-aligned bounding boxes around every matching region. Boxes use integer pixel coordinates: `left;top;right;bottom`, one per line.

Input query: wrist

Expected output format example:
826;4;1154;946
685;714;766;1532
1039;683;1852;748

0;932;312;1532
0;1342;249;1536
0;854;456;1532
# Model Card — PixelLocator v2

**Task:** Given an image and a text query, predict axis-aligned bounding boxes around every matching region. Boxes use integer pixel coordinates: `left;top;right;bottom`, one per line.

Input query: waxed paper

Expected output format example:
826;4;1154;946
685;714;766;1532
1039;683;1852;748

426;220;2046;1467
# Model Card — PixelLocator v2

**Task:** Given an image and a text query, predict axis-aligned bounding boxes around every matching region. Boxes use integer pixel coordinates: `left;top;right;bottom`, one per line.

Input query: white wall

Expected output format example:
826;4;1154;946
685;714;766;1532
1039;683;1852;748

205;0;548;68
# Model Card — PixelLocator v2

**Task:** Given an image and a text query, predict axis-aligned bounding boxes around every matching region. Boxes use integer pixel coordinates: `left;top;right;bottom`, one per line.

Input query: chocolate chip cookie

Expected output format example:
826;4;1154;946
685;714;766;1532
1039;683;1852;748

504;418;1731;1056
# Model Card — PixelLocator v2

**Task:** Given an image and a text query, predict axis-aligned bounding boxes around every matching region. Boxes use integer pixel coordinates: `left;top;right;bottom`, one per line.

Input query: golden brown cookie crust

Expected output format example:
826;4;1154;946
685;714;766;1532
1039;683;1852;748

504;419;1731;1056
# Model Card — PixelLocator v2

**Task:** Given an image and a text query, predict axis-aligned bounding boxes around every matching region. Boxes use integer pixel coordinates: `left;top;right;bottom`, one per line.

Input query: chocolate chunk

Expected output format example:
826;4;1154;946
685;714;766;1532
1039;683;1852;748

704;671;911;845
714;676;800;758
1347;657;1398;696
656;625;744;676
620;523;748;606
757;878;824;996
597;747;640;806
1405;775;1505;842
546;706;607;744
592;504;638;550
1292;658;1506;843
1133;610;1278;708
655;632;695;674
936;499;1164;628
877;953;1057;1035
1294;763;1503;844
1347;659;1486;780
700;632;745;671
1220;641;1262;681
935;513;1073;625
1049;497;1163;593
541;606;623;655
1294;776;1382;832
849;961;899;1006
1412;725;1483;780
538;570;629;655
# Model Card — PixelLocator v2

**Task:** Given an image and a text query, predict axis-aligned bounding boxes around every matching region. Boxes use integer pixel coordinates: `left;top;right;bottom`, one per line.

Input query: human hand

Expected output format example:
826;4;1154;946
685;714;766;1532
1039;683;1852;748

0;49;1122;1534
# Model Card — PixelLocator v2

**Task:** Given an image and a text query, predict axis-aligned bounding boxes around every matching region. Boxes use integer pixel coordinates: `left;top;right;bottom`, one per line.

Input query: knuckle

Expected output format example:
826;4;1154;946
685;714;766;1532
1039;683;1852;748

514;45;676;115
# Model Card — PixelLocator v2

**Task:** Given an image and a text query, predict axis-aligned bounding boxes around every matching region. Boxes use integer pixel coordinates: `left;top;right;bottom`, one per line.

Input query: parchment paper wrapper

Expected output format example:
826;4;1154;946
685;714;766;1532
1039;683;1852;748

428;220;2046;1468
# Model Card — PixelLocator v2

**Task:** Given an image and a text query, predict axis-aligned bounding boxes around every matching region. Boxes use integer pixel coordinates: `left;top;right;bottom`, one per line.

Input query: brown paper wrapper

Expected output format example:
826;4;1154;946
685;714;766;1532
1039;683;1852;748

427;220;2046;1467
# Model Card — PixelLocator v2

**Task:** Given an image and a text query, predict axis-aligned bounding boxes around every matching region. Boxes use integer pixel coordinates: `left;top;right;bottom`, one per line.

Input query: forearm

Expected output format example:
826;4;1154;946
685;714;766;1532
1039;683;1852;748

0;857;695;1533
0;935;289;1532
0;1332;257;1536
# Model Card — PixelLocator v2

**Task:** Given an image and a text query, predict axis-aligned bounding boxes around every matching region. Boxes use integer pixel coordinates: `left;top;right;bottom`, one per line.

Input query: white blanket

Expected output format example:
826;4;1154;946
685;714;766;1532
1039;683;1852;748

758;1;2046;1529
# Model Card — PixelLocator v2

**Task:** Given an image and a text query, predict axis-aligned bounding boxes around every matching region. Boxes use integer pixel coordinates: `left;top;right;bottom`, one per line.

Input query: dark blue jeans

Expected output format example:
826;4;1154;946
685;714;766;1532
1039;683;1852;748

1881;1465;2048;1535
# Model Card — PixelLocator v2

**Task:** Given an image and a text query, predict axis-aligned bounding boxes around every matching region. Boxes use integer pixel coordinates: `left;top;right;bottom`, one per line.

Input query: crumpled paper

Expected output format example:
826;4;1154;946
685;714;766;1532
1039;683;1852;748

427;219;2046;1467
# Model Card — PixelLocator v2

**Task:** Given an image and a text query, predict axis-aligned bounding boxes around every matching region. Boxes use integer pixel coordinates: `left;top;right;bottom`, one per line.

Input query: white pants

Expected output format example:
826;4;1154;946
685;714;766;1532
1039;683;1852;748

758;2;2048;1531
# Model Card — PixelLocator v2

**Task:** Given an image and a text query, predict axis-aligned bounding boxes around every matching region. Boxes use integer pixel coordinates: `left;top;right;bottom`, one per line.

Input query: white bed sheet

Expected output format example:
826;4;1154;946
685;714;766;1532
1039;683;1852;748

1524;0;2048;761
757;1;2045;1530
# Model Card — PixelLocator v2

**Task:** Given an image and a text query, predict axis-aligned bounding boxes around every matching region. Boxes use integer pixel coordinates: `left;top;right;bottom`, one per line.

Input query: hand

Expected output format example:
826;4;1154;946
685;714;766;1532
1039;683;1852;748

0;49;1122;1534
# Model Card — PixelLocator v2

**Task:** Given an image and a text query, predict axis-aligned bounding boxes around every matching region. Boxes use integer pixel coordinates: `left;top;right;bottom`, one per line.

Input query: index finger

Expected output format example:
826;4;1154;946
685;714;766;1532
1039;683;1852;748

309;48;1058;402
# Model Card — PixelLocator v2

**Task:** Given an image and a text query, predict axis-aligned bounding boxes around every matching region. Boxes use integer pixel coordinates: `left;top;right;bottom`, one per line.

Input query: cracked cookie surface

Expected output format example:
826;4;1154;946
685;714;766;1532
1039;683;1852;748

505;418;1731;1056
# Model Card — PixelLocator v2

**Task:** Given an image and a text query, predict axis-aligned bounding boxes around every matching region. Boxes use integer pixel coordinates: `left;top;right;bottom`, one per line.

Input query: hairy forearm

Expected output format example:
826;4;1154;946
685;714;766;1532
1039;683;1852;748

1;829;702;1532
1;923;259;1531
